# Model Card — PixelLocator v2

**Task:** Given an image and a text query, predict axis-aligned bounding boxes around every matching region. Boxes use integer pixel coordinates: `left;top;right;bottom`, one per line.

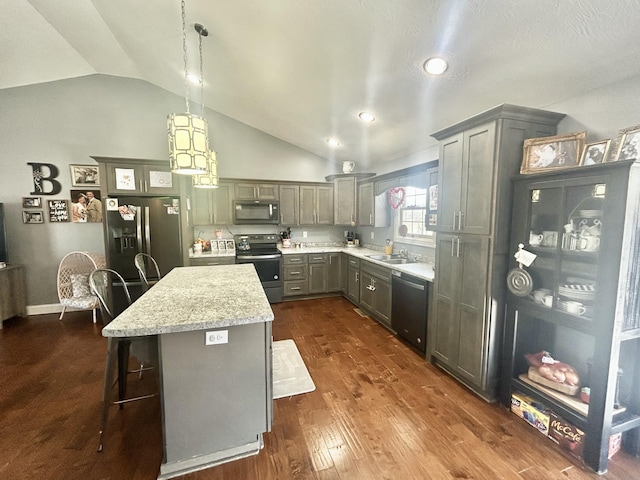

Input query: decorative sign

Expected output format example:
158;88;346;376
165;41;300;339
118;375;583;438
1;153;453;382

114;168;137;190
48;199;69;222
28;163;62;195
149;170;173;188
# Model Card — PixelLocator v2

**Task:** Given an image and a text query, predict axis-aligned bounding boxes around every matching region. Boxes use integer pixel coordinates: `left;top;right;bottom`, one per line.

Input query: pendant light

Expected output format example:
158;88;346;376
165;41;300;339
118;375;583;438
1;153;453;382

192;150;219;188
167;0;210;175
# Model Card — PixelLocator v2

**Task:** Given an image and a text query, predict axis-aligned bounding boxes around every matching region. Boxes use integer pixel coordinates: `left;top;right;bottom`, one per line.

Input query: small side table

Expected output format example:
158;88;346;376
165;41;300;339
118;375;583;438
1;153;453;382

0;265;27;327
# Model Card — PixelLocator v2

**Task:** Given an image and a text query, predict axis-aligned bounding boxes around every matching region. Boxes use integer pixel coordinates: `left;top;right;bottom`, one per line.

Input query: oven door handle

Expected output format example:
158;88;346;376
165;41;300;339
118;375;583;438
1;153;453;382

236;254;282;260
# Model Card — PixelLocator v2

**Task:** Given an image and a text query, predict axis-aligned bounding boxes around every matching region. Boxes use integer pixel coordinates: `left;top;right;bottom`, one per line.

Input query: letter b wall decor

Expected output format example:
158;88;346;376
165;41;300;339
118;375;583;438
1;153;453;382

28;163;62;195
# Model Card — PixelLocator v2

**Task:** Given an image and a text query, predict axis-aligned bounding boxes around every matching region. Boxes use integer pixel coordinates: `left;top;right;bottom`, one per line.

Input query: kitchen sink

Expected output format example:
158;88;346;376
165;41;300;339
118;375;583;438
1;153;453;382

366;254;416;265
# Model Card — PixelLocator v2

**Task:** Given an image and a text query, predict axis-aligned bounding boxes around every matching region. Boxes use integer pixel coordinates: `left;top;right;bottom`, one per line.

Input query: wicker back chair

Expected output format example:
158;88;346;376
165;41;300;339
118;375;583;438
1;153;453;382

57;251;106;323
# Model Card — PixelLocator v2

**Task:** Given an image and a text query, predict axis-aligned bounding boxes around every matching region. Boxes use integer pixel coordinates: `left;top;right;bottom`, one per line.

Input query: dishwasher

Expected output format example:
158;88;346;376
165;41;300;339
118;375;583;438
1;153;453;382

391;270;428;353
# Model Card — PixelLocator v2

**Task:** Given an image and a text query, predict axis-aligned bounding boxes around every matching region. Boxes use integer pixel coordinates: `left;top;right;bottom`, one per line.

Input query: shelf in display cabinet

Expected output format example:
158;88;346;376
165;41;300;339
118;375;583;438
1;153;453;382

517;303;595;335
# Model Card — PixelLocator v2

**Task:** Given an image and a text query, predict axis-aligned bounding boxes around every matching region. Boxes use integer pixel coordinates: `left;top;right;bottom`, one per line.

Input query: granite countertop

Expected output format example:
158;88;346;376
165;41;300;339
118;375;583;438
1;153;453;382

102;264;274;338
280;245;435;282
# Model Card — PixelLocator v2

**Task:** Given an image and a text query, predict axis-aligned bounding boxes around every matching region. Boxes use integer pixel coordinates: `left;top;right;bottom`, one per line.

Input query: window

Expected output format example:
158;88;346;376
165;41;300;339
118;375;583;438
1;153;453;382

393;186;435;246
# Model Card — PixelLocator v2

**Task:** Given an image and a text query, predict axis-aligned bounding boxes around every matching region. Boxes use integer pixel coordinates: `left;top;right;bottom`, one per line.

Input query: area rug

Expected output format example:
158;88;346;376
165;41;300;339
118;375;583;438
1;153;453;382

272;339;316;399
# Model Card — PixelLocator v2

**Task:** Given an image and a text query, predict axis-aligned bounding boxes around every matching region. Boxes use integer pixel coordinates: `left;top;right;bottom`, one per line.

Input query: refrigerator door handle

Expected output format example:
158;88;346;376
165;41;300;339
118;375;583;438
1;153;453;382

136;206;144;254
144;206;151;254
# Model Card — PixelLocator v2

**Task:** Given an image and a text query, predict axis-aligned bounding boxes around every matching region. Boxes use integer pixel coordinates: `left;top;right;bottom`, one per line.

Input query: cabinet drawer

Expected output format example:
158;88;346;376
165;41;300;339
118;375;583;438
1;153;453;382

283;264;307;281
308;254;328;264
347;256;360;268
361;260;391;281
283;254;307;265
284;281;308;296
189;256;235;266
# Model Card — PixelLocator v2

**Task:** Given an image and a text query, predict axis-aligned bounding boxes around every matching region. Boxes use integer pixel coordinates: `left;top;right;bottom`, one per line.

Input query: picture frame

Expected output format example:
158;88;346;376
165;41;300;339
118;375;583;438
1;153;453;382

70;164;100;187
579;139;611;166
47;199;70;222
22;196;42;208
520;131;586;174
217;240;227;251
22;210;44;224
225;239;235;251
613;126;640;162
70;189;102;223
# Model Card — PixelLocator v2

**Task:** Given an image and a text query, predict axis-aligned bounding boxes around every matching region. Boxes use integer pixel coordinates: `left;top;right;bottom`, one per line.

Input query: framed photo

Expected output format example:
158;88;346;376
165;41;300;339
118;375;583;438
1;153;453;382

217;240;227;251
579;140;611;166
22;211;43;224
22;197;41;208
225;240;235;251
521;131;586;174
613;126;640;162
47;199;70;222
70;189;102;223
70;164;100;187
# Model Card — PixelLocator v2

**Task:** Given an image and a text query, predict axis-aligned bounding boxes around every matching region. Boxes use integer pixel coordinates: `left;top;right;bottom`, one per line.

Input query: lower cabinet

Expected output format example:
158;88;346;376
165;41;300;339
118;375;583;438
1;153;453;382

327;253;342;292
283;252;344;297
189;256;235;266
431;233;492;396
283;254;308;296
308;254;328;294
359;260;392;328
346;256;360;304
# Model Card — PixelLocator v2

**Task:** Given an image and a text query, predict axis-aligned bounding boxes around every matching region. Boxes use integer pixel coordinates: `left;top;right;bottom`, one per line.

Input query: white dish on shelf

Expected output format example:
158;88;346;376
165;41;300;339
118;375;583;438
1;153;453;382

578;210;602;218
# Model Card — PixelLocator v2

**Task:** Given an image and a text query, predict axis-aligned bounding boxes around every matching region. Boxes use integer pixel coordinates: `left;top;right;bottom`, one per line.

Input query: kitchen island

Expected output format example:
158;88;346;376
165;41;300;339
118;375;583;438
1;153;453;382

102;264;274;480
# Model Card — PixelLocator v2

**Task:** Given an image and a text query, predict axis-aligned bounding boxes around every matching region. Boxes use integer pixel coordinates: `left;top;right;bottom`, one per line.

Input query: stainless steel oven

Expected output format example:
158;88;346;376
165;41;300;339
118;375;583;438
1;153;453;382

234;234;282;303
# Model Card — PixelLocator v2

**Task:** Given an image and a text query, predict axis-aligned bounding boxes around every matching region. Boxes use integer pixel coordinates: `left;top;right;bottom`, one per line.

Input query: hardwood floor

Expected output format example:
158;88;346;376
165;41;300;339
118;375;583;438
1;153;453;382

1;296;638;479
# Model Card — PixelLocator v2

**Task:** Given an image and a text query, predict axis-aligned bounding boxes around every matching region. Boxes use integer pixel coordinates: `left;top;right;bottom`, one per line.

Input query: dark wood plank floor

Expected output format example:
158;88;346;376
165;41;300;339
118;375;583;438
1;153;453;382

1;296;638;479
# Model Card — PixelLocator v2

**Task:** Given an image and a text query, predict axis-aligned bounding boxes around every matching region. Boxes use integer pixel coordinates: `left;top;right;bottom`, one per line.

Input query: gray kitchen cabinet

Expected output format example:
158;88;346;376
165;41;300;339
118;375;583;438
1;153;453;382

340;253;349;293
359;260;392;328
308;254;328;294
190;182;234;225
189;256;235;266
300;185;334;225
283;254;308;296
429;104;565;401
346;256;360;304
357;182;374;226
333;176;357;226
94;157;181;196
431;233;490;387
327;252;342;292
279;184;299;225
234;183;278;200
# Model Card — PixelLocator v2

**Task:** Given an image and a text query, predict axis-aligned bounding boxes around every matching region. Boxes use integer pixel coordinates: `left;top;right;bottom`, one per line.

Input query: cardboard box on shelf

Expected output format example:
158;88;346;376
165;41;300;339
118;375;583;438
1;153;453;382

609;432;622;459
511;392;550;436
548;412;585;459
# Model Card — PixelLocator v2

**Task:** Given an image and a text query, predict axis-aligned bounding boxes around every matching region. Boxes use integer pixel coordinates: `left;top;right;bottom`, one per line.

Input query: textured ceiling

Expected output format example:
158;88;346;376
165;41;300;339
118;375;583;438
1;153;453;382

2;0;640;167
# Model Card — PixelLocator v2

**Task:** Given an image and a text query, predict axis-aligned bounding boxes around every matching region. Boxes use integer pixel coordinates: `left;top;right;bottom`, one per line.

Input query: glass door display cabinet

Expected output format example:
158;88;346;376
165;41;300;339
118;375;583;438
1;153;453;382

501;159;640;474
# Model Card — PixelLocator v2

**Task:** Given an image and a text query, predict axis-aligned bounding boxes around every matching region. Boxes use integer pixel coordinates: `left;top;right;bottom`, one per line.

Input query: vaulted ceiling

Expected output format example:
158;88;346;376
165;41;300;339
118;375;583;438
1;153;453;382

3;0;640;168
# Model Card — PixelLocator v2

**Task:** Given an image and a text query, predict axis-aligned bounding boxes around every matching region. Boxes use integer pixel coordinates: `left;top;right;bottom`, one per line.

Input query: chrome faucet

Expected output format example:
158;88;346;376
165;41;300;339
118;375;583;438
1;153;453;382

399;248;408;259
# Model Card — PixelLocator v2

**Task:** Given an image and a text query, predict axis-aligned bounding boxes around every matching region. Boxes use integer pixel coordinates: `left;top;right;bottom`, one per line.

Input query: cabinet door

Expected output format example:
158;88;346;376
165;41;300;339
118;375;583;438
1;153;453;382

358;182;374;226
438;134;463;232
143;165;180;195
373;277;392;327
347;266;360;303
105;163;145;194
234;183;258;199
191;188;213;225
279;185;299;225
460;122;496;235
299;186;316;225
212;183;234;225
432;233;489;385
309;263;327;293
360;270;374;312
334;177;356;225
316;186;334;225
327;253;342;292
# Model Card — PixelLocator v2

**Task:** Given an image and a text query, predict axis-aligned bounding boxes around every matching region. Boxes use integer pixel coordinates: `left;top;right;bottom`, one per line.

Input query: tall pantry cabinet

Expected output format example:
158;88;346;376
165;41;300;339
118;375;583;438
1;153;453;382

428;104;565;401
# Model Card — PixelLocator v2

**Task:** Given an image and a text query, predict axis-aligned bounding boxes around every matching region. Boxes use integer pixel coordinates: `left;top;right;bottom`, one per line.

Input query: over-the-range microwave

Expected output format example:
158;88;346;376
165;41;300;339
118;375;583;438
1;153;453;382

233;200;279;224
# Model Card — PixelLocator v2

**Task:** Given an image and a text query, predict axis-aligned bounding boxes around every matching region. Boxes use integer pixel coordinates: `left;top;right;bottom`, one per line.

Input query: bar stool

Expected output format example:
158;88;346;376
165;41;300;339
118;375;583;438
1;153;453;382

90;268;158;452
134;253;162;293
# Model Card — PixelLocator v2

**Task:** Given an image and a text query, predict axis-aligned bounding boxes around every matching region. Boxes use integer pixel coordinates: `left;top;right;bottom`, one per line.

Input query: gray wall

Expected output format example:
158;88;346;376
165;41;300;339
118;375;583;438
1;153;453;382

0;75;337;309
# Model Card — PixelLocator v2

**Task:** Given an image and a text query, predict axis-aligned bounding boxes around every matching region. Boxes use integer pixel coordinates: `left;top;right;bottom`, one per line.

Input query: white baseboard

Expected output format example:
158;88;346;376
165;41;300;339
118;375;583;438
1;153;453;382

27;304;64;316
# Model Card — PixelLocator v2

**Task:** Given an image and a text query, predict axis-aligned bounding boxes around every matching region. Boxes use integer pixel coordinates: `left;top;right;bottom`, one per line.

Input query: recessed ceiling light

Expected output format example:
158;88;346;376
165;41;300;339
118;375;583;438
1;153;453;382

358;112;375;123
423;57;448;75
187;74;201;85
326;138;341;147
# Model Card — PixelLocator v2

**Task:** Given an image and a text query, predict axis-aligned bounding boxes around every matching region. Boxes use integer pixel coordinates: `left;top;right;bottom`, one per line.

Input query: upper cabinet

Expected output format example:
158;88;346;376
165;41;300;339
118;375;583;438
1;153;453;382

300;185;334;225
234;183;278;200
93;157;181;196
190;182;234;226
278;184;299;225
333;176;357;226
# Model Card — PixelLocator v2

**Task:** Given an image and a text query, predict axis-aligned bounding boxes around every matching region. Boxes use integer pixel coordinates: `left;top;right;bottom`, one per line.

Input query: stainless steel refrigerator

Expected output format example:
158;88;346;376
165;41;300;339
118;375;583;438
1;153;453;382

104;197;183;284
